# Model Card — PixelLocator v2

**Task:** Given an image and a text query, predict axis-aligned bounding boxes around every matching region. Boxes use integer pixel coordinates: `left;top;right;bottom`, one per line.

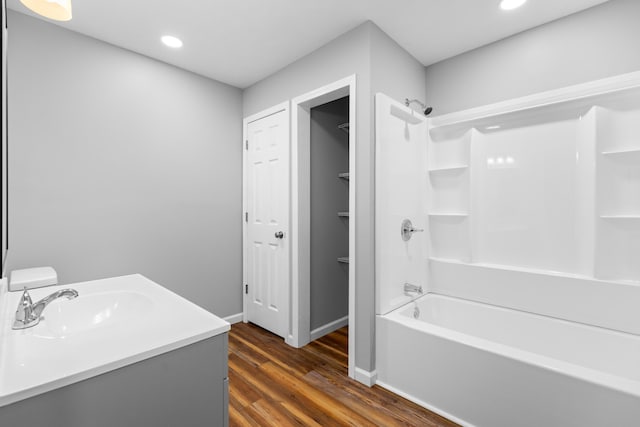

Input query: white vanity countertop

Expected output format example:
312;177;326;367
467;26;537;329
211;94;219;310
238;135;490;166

0;274;230;407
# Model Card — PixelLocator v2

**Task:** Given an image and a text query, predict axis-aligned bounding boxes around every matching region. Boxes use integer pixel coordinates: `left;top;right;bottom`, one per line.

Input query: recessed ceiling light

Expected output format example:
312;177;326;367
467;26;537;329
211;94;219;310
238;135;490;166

500;0;527;11
161;35;183;49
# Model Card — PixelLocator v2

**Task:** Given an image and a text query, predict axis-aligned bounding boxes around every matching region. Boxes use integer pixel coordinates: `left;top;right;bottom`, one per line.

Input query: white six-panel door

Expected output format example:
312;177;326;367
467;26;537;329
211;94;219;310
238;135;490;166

245;108;289;338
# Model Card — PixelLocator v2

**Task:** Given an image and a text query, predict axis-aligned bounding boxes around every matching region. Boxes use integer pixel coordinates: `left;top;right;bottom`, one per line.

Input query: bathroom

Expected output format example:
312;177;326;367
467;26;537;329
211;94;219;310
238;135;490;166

1;0;639;426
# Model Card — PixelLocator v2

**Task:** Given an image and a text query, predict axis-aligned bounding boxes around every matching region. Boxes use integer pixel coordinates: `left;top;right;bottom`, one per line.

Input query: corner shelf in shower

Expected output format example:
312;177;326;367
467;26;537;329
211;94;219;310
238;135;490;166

601;148;640;162
338;122;350;133
337;257;349;264
338;172;350;180
428;165;469;173
337;211;350;218
428;213;469;217
427;127;472;223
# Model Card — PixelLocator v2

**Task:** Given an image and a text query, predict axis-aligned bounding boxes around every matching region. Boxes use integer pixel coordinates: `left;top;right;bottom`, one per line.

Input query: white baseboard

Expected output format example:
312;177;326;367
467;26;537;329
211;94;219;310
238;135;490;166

354;367;378;387
310;315;348;341
223;312;244;325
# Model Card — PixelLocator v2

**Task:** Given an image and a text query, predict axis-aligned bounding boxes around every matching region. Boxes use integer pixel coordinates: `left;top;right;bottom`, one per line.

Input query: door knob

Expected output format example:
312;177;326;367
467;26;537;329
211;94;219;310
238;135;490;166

275;231;284;239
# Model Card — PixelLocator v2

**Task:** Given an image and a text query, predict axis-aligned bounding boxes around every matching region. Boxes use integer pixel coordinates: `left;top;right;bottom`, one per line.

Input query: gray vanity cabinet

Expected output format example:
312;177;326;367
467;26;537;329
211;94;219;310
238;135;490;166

0;333;229;427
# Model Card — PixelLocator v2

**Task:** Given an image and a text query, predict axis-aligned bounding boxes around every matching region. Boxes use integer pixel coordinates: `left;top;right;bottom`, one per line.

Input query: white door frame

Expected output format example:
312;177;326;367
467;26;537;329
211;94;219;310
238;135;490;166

289;75;357;379
242;101;291;325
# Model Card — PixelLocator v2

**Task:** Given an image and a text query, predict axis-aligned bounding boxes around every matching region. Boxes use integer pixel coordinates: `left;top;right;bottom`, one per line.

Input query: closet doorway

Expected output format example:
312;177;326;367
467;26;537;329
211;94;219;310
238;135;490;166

309;97;349;340
242;77;356;379
290;76;356;379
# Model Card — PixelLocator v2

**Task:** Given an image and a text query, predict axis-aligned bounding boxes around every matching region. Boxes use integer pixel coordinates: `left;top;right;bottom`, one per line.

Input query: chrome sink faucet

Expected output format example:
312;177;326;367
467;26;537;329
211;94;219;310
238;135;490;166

13;288;79;330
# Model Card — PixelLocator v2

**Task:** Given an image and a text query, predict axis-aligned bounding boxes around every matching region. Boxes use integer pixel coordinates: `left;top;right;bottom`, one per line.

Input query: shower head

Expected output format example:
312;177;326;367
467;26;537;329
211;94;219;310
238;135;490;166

405;98;433;116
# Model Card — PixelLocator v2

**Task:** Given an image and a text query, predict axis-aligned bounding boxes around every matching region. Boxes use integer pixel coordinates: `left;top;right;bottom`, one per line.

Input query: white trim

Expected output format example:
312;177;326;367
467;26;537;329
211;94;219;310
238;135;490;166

347;81;356;381
290;75;357;381
242;101;290;327
375;380;473;427
310;315;349;341
1;250;8;280
242;115;248;324
430;70;640;130
288;97;310;347
354;368;378;387
243;101;291;126
223;313;244;325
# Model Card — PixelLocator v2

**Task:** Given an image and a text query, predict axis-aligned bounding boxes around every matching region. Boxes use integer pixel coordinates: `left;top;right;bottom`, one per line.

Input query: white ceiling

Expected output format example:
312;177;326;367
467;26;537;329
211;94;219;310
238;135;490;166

7;0;609;89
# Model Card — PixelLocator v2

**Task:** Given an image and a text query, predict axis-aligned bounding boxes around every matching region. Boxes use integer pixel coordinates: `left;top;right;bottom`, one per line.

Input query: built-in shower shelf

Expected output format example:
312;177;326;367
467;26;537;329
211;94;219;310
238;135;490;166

428;213;469;217
600;215;640;219
337;257;349;264
338;122;350;133
338;172;350;180
601;148;640;162
337;211;350;218
428;256;468;264
602;148;640;155
428;165;469;173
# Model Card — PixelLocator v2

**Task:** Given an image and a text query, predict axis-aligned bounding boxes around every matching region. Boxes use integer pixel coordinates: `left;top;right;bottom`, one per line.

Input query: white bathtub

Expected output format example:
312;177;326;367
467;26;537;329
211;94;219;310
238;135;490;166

375;293;640;427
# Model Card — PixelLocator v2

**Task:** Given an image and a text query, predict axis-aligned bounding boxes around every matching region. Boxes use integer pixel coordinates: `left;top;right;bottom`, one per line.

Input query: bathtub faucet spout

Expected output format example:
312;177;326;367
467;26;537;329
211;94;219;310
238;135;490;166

404;283;423;297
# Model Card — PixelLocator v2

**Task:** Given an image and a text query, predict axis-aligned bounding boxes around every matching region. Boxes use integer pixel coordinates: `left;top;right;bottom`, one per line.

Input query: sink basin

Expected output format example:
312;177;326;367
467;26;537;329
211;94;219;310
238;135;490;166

39;291;154;338
0;274;229;407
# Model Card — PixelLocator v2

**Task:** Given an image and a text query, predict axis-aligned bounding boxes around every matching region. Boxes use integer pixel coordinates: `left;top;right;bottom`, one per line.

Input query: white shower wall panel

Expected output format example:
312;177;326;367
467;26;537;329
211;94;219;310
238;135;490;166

375;94;428;315
425;73;640;330
472;118;586;275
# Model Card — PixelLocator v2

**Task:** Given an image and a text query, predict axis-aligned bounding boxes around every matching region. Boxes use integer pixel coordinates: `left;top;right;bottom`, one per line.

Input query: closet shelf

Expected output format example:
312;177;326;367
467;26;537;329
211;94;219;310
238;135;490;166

337;211;350;218
338;172;350;180
428;165;469;173
338;122;350;133
337;257;349;264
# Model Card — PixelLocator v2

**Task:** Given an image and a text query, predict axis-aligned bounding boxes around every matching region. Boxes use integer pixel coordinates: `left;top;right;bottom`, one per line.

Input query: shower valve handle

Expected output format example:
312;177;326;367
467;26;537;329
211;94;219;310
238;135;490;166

401;219;423;241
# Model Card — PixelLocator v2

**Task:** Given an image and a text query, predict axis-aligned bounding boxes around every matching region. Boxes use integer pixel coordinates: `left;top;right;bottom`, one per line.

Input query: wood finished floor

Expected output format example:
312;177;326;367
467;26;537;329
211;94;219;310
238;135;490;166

228;322;459;427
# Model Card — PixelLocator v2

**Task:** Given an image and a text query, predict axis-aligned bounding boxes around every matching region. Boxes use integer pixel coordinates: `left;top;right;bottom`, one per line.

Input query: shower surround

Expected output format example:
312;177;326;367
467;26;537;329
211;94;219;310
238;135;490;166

374;71;640;427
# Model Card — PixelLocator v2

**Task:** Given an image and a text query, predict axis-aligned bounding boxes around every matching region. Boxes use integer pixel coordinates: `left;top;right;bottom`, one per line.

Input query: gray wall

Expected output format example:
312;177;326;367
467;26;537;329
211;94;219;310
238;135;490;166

425;0;640;115
310;97;349;331
244;21;374;370
7;12;243;317
244;21;426;372
370;24;427;114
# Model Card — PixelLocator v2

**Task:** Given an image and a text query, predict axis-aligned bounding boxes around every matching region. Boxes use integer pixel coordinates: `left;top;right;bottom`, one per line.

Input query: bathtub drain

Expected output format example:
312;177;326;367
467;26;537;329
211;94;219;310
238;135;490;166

413;305;420;319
